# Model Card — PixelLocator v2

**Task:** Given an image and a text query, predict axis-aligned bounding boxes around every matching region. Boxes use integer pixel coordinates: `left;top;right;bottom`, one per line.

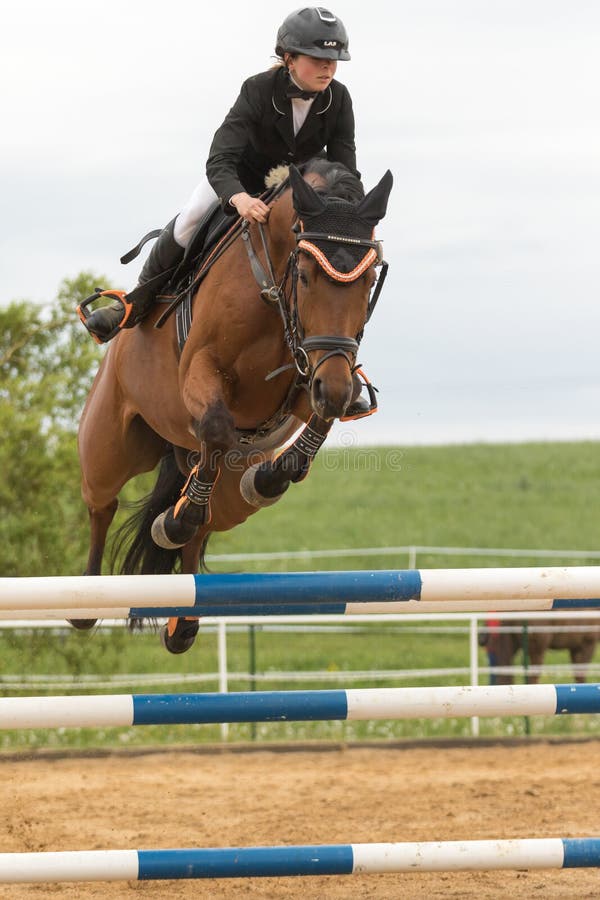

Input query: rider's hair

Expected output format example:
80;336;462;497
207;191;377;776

271;52;298;70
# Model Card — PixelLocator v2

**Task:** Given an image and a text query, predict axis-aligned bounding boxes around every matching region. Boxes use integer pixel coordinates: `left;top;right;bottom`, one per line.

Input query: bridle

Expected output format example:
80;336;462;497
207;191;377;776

242;214;389;386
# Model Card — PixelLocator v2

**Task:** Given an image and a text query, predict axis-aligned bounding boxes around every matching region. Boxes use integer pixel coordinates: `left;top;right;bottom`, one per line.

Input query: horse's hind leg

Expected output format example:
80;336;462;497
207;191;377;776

570;639;596;683
69;497;119;631
74;369;166;628
86;498;119;575
525;641;545;685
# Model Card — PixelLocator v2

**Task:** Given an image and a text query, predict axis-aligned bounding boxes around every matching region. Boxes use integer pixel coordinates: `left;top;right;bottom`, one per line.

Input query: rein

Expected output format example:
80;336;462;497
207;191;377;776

241;217;389;385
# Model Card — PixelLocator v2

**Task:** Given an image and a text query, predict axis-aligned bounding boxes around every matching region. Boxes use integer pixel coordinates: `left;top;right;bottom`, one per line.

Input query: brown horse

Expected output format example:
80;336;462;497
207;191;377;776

77;159;393;652
481;619;600;684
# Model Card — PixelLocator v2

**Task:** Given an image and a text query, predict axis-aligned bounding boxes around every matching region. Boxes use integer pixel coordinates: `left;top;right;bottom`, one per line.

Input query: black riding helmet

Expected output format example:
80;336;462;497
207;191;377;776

276;7;351;61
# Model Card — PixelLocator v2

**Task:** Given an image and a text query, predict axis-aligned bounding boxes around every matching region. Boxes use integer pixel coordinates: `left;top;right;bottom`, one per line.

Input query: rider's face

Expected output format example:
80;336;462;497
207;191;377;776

288;54;337;93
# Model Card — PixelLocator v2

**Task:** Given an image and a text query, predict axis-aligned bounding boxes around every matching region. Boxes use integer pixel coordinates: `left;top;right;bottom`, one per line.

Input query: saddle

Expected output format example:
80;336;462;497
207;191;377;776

172;202;235;287
159;203;240;350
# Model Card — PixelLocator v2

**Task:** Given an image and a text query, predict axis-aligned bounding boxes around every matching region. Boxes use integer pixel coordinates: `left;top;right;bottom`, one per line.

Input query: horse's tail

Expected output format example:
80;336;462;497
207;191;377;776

111;447;209;575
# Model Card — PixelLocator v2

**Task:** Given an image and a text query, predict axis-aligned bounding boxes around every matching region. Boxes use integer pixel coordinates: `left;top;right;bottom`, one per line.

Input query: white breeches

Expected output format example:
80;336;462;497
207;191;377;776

174;177;219;248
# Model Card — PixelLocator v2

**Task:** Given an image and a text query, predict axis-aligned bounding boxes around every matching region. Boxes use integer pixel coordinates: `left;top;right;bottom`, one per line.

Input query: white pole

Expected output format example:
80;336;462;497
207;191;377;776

0;683;595;729
352;838;567;873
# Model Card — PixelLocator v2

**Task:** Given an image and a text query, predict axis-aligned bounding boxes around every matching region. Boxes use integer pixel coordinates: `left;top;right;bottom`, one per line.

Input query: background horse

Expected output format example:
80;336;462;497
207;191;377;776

480;618;600;684
77;159;393;652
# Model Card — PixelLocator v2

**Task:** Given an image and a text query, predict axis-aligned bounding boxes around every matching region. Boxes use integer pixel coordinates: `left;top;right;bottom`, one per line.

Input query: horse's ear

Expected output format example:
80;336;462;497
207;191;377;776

288;165;327;218
355;170;394;225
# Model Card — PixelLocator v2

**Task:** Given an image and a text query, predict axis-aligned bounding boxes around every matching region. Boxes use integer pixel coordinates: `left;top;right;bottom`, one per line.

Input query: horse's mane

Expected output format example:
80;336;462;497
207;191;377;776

301;157;365;203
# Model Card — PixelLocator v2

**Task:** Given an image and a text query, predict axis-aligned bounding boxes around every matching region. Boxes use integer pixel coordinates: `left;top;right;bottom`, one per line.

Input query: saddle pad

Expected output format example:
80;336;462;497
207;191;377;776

175;287;193;353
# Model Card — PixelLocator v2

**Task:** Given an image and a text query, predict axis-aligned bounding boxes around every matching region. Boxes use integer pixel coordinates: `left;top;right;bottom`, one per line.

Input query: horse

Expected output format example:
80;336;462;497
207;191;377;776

480;618;600;684
76;159;393;652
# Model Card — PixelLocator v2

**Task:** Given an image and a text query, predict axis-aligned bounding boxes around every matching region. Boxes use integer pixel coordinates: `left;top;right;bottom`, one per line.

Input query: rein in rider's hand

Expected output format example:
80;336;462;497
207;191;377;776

230;192;271;223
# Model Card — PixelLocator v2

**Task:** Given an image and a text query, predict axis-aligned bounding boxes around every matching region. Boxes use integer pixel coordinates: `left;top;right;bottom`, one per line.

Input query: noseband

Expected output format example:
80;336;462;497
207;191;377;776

242;215;389;385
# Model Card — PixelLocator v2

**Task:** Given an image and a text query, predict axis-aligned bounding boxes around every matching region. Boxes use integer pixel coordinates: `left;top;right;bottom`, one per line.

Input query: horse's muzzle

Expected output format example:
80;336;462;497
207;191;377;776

310;371;353;421
303;338;359;420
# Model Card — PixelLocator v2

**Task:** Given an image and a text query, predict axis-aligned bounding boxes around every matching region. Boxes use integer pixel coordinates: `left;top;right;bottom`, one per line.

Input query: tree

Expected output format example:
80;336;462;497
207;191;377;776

0;273;103;575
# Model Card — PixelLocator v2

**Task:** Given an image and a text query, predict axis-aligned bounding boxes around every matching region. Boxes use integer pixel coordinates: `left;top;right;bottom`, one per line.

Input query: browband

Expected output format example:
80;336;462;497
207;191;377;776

297;239;379;282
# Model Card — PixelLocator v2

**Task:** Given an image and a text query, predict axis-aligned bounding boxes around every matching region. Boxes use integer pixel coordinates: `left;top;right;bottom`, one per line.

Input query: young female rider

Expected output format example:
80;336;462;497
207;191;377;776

82;7;359;344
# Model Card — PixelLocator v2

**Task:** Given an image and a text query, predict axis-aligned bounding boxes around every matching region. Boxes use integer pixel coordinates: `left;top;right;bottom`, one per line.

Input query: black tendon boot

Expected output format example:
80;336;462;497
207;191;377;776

78;217;184;343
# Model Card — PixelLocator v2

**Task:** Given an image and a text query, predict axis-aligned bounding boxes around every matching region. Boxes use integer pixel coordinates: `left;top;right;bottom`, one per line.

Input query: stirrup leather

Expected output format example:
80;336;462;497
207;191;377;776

77;288;133;344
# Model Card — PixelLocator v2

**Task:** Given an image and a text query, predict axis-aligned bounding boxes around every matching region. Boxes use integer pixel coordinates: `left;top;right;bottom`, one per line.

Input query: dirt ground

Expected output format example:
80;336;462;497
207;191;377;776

0;739;599;899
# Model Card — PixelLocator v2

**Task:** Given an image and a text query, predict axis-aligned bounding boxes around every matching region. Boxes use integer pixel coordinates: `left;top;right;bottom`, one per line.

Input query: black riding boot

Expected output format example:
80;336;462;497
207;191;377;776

80;217;184;343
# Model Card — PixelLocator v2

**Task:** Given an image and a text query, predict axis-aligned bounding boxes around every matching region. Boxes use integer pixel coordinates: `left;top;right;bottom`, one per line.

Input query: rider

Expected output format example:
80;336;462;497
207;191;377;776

81;7;371;415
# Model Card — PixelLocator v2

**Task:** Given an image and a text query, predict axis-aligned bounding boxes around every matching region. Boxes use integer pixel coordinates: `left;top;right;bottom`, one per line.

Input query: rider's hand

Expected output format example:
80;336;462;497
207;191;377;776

230;192;270;223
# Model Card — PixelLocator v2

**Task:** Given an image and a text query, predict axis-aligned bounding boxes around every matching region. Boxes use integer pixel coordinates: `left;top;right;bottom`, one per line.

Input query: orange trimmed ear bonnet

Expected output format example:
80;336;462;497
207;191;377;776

289;166;393;283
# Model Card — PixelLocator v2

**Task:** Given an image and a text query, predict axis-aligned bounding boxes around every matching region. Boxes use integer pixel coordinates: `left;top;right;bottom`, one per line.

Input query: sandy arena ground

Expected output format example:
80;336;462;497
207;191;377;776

0;739;598;899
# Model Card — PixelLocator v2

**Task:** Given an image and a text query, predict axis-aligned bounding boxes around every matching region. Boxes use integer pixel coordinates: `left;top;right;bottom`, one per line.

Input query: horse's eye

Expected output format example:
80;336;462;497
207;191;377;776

298;270;309;287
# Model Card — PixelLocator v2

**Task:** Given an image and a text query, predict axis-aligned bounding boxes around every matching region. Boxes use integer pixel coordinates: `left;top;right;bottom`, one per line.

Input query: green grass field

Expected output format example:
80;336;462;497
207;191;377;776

3;441;600;751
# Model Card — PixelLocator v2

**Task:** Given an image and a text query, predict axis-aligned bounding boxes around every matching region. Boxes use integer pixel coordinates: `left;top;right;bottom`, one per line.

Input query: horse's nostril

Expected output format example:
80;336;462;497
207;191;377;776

312;378;323;403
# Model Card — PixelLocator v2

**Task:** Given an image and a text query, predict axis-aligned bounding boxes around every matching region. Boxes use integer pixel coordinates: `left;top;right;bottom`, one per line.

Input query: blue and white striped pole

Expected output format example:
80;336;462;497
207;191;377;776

0;684;598;729
0;839;598;882
2;568;600;618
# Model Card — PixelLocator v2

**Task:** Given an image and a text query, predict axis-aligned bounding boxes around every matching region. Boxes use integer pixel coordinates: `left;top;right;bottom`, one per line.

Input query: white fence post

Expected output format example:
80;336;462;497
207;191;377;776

217;619;229;741
469;615;480;737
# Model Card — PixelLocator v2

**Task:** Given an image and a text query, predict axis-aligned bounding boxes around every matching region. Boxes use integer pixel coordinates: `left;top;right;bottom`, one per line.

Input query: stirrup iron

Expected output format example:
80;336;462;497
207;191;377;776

340;368;379;421
77;288;132;344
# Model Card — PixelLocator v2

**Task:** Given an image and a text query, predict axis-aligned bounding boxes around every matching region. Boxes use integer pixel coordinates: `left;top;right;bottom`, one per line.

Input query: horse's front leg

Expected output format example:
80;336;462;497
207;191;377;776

240;414;332;508
151;352;236;549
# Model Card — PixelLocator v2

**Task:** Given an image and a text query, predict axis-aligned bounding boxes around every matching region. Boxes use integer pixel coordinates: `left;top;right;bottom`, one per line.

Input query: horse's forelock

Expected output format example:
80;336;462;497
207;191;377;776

301;158;365;204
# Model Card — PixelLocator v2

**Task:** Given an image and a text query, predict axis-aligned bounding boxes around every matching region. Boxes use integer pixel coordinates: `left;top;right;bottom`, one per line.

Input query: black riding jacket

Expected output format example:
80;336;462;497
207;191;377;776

206;66;358;210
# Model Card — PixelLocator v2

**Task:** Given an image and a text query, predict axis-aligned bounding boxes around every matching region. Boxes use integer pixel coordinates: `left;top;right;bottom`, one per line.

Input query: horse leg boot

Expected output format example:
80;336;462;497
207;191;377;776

240;415;332;508
79;218;184;343
160;530;209;655
151;458;219;550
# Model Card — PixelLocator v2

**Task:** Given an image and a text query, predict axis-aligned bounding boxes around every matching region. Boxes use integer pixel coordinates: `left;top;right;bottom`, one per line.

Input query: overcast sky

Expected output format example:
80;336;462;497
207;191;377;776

2;0;600;445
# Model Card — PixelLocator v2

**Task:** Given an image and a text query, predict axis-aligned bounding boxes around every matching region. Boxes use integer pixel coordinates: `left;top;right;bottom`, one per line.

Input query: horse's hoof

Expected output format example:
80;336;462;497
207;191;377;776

240;464;286;508
68;618;98;631
151;510;193;549
160;618;199;654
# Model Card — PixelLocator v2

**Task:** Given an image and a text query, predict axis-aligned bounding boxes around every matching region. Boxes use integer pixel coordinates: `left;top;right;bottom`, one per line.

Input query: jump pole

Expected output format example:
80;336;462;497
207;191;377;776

2;568;600;618
1;839;599;882
0;683;598;729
